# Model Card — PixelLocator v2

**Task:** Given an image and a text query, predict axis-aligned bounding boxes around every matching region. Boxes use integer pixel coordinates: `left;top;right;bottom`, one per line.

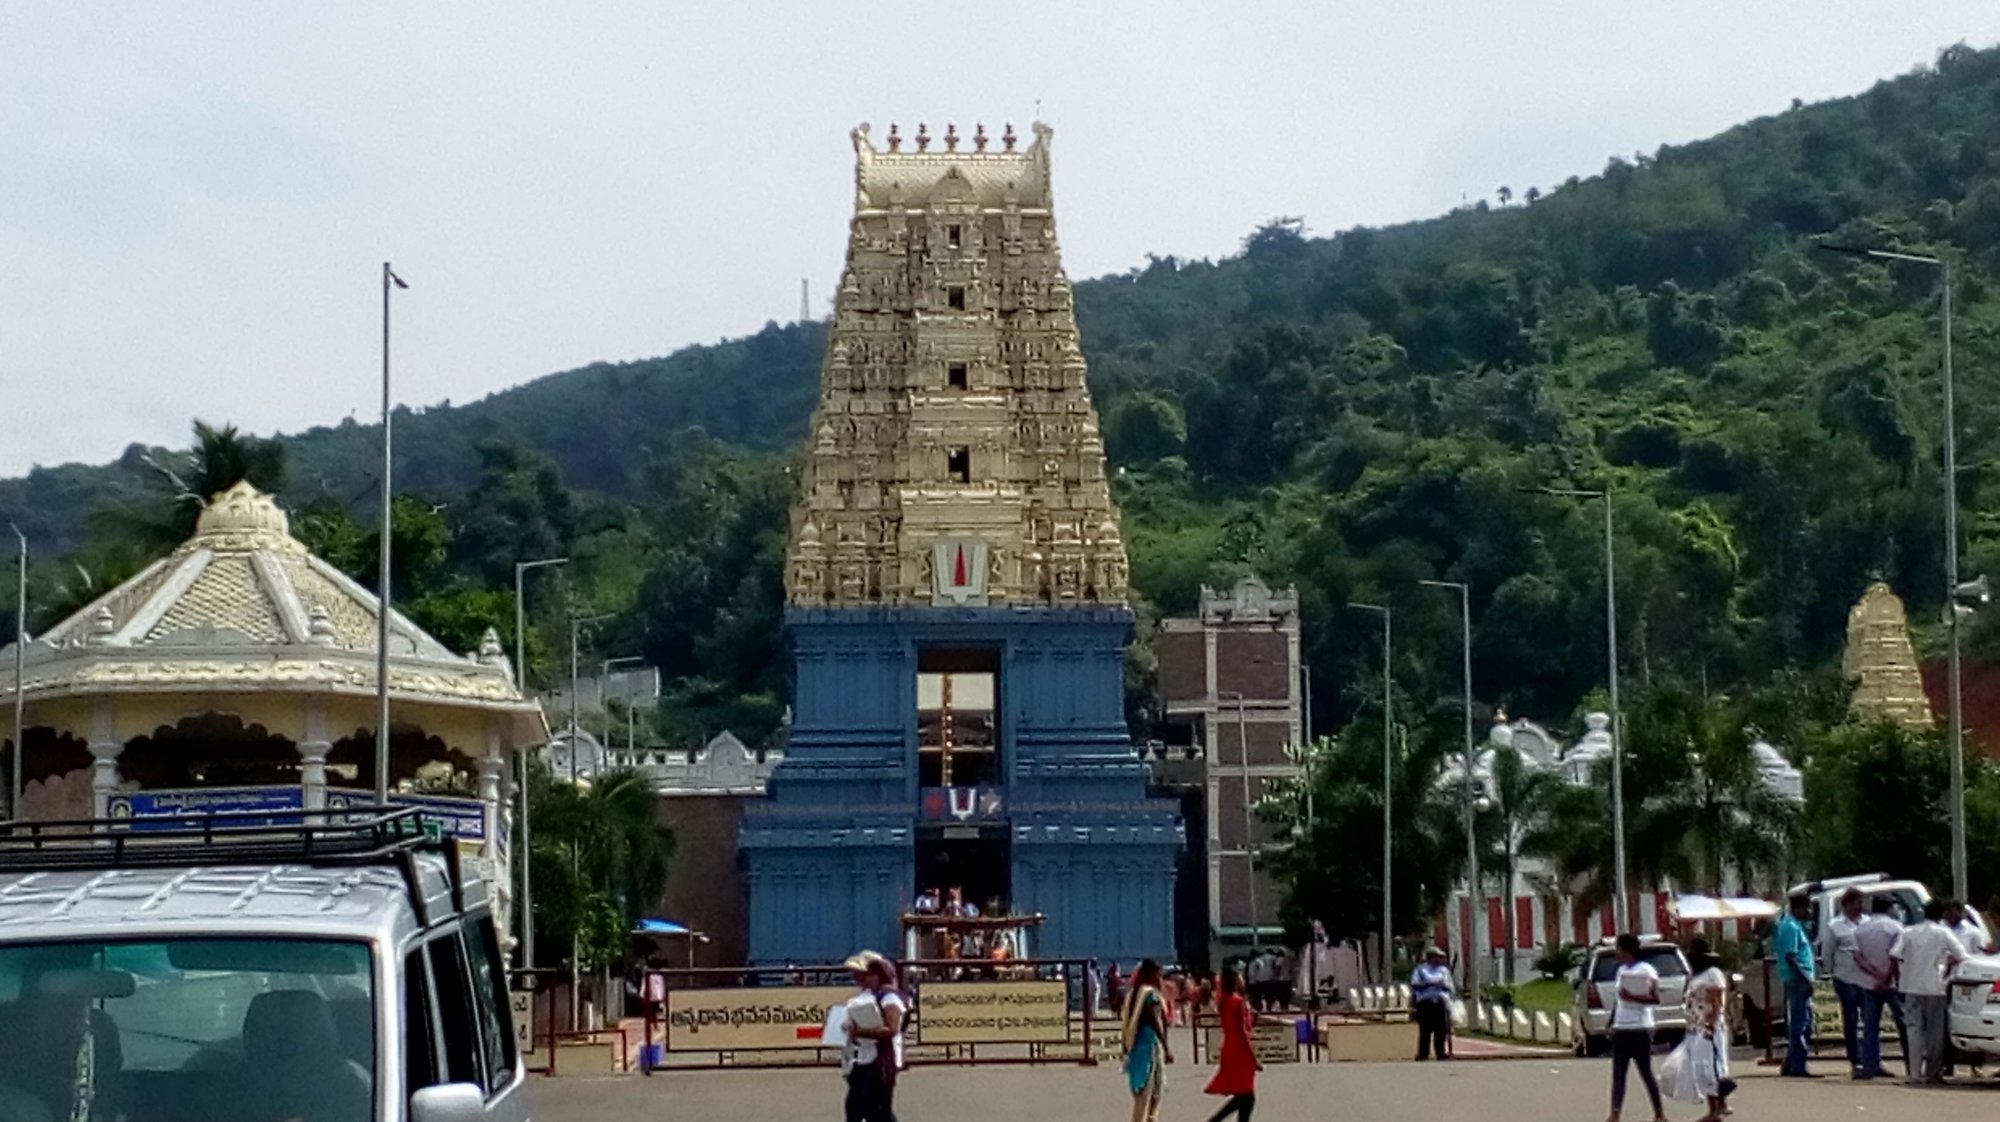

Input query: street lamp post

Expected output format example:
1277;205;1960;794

566;609;609;1031
8;525;24;821
1420;579;1481;990
1529;486;1626;930
376;263;408;806
1820;242;1970;899
1348;602;1394;981
601;657;646;762
512;557;567;968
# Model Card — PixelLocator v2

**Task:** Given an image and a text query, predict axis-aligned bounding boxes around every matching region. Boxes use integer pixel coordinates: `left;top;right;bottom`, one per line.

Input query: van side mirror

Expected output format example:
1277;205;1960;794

410;1083;485;1122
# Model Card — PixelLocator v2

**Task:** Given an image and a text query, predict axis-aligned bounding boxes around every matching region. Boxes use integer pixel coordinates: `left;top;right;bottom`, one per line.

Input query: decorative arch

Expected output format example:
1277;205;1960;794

327;724;475;797
121;712;300;790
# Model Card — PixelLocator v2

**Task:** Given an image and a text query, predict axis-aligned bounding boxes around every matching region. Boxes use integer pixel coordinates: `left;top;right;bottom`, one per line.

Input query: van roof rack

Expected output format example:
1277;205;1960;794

0;806;467;923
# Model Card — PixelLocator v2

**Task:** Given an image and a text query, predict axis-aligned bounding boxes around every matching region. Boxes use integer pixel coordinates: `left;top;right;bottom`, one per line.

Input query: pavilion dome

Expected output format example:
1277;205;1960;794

1;482;542;741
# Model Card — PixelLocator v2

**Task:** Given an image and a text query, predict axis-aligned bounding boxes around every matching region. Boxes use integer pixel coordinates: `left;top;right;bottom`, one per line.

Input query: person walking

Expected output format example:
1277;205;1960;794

1122;958;1174;1122
1203;966;1261;1122
841;952;906;1122
1774;891;1818;1078
1822;887;1870;1077
1684;937;1735;1122
1410;946;1455;1061
1892;899;1967;1085
1853;895;1908;1079
1606;933;1667;1122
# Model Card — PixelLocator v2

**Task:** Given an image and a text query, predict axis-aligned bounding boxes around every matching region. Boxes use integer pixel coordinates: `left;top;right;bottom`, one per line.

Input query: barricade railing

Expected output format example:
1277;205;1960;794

638;957;1100;1071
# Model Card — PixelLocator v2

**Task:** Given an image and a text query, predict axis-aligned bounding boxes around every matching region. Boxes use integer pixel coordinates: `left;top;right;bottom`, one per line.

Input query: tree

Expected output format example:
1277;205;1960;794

1479;741;1564;983
526;762;673;970
91;419;288;553
1497;186;1514;207
1262;731;1463;959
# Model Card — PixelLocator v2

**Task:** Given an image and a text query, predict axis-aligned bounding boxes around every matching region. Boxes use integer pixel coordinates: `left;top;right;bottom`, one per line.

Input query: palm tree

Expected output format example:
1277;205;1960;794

527;762;673;970
1482;742;1564;983
93;420;288;553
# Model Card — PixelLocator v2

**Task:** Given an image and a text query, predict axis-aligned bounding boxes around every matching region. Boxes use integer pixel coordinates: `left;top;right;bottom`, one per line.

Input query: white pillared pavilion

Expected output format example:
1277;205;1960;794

0;482;546;935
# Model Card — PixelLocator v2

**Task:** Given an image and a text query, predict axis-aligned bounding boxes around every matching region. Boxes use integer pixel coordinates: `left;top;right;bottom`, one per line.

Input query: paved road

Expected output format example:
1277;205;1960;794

531;1059;2000;1122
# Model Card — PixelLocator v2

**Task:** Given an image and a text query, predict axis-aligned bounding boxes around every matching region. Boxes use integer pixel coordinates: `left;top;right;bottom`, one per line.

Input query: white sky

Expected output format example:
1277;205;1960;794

3;3;1996;476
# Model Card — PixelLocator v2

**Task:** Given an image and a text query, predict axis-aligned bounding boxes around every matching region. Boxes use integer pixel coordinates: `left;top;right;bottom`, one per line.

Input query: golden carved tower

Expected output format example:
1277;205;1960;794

786;121;1129;609
1843;581;1936;728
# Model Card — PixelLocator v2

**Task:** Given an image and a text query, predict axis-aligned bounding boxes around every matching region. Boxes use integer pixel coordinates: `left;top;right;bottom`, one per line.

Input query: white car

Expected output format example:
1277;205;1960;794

1949;953;2000;1061
1570;936;1691;1056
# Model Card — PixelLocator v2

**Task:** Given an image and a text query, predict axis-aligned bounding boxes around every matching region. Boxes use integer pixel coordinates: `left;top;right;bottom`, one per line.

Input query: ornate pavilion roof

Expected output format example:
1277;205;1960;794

0;483;541;730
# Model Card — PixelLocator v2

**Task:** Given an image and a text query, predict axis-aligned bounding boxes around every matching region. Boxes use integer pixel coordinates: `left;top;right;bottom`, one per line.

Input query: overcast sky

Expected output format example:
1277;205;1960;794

3;3;1996;476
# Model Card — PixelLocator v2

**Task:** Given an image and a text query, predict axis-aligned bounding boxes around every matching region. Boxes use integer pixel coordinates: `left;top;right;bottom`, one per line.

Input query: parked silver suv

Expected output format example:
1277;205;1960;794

1570;936;1691;1056
0;808;526;1122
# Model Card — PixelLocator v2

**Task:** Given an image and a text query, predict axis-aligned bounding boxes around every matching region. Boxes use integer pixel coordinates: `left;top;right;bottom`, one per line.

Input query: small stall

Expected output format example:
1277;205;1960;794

901;912;1045;967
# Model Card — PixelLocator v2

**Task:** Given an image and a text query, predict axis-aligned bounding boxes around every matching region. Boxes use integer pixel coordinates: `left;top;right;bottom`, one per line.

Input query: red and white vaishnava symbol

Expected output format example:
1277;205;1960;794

931;538;992;605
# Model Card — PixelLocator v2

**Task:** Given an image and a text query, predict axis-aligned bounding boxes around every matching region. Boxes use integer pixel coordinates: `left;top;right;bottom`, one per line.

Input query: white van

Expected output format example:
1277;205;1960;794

0;808;527;1122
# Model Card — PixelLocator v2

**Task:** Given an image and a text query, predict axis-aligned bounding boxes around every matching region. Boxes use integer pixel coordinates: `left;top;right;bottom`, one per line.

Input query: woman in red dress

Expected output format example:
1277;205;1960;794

1204;965;1261;1122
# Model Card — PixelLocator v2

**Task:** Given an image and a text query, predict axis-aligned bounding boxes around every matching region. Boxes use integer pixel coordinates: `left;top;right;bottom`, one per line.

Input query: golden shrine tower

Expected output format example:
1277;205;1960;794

1843;581;1936;728
786;120;1129;611
745;122;1179;968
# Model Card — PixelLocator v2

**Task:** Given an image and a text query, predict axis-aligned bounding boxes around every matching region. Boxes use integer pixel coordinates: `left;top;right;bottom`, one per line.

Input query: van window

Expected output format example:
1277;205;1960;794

427;932;483;1089
463;917;518;1088
1591;947;1686;981
0;937;375;1122
405;949;439;1091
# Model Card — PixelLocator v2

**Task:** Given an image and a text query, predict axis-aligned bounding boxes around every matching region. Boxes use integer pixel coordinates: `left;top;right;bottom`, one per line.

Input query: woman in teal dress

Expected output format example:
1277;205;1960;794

1121;958;1174;1122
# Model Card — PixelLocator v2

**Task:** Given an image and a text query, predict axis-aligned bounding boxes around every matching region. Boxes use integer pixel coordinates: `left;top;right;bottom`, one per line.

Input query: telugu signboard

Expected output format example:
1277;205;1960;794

913;979;1069;1045
107;786;304;829
664;986;852;1052
1202;1018;1299;1065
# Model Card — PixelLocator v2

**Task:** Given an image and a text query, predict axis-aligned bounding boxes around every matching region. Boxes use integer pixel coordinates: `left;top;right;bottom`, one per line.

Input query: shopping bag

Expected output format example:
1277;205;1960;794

1658;1037;1704;1104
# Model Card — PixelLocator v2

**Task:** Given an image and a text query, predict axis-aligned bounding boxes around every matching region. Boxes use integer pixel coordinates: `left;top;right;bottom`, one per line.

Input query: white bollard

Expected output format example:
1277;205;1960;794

1533;1011;1553;1042
1512;1009;1532;1038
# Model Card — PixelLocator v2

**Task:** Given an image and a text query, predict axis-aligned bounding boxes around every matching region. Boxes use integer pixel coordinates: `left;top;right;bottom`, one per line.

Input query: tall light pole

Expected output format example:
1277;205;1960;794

375;262;408;805
513;557;567;969
601;656;646;761
1820;242;1970;899
1529;485;1626;930
566;608;610;1030
1348;602;1393;980
1218;690;1258;952
1420;578;1480;989
8;524;24;821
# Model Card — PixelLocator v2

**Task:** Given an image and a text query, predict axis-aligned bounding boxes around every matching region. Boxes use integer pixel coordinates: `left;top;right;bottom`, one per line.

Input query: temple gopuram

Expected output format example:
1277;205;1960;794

1843;581;1936;728
740;121;1180;966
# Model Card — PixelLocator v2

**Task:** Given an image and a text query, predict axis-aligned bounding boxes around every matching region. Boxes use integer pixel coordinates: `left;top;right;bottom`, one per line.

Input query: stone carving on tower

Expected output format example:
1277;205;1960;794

1843;581;1935;728
786;121;1129;609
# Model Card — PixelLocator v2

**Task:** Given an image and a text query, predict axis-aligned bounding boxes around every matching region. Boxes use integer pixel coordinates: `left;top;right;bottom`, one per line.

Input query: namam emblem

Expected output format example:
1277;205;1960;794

931;539;992;606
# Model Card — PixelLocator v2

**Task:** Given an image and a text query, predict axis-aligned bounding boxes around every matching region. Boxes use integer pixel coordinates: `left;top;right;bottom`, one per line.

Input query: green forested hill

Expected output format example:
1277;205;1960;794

11;42;2000;747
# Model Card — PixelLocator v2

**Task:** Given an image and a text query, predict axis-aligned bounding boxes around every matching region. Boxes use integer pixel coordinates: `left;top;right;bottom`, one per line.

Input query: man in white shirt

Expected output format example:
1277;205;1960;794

1946;899;1993;954
1246;949;1274;1011
1891;899;1967;1085
1823;888;1871;1077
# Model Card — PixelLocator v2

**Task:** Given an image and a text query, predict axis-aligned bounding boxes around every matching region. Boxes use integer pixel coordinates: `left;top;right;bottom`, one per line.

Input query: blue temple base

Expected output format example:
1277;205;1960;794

742;606;1181;967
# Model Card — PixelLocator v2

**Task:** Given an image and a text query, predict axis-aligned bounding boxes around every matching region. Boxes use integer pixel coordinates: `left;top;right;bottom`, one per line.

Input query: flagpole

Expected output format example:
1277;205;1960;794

376;262;396;806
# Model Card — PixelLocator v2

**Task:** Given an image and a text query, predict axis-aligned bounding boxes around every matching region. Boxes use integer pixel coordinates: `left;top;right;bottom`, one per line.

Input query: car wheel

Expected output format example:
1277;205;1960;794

1583;1032;1609;1057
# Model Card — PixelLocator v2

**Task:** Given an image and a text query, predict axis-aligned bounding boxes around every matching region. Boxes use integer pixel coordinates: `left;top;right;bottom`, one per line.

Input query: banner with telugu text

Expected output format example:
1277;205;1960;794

665;986;852;1052
913;979;1069;1045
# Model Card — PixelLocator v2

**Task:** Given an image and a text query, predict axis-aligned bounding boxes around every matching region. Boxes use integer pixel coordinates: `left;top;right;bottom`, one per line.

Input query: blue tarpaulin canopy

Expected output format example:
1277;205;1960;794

633;918;691;935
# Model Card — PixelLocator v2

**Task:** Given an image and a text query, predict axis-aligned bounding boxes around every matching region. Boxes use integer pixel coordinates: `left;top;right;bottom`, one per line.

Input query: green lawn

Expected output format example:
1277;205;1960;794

1508;978;1573;1013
